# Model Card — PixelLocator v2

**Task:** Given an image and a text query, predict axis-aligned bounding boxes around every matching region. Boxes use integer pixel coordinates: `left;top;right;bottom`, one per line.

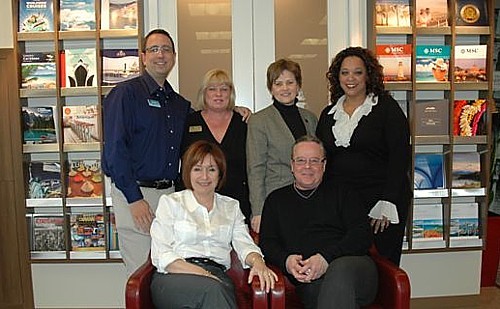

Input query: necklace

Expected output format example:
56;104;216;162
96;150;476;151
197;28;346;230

293;183;319;199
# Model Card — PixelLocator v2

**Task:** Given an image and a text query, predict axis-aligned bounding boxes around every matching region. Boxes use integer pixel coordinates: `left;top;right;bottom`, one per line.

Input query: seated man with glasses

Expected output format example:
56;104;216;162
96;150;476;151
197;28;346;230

259;135;378;309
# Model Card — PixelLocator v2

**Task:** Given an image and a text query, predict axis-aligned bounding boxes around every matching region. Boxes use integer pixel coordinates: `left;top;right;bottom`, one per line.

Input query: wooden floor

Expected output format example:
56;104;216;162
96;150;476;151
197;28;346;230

411;286;500;309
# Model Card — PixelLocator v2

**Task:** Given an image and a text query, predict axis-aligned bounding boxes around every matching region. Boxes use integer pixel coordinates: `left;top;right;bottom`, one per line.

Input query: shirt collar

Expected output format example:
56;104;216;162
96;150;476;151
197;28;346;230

185;189;216;213
142;71;174;97
327;93;378;115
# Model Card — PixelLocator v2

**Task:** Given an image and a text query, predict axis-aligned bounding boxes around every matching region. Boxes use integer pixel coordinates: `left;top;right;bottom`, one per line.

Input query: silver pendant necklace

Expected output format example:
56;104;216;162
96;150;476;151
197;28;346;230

293;183;319;199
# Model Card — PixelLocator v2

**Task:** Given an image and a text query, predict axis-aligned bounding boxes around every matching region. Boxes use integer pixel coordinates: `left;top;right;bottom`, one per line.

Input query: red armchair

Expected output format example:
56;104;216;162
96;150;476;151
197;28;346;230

268;248;411;309
125;250;271;309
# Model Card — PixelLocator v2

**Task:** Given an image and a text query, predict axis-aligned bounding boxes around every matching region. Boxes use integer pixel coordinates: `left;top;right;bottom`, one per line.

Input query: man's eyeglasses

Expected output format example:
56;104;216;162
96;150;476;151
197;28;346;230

145;45;174;54
292;157;326;166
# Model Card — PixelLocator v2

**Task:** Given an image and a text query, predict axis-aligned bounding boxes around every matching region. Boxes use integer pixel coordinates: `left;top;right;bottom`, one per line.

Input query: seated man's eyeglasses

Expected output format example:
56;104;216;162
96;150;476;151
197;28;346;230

145;45;174;54
292;157;325;166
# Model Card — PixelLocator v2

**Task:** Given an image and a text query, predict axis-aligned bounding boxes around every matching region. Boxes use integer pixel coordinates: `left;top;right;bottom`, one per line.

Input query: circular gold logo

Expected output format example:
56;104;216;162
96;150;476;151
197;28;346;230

460;4;480;24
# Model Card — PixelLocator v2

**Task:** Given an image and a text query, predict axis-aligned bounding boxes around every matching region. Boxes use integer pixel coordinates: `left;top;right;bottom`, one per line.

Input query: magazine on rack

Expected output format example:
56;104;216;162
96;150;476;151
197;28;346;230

450;202;480;247
70;213;105;251
60;48;97;87
453;99;487;137
62;105;100;145
416;45;451;82
59;0;96;31
21;106;57;144
374;0;411;27
452;152;481;189
21;52;56;89
412;203;445;249
414;99;449;136
26;161;62;199
415;0;449;27
454;45;487;82
66;159;103;198
376;44;412;82
18;0;54;32
414;153;445;190
31;215;66;251
101;49;140;85
101;0;138;30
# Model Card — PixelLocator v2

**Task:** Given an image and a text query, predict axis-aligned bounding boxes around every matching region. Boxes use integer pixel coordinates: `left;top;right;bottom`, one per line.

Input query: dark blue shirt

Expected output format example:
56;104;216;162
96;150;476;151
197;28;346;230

102;71;191;203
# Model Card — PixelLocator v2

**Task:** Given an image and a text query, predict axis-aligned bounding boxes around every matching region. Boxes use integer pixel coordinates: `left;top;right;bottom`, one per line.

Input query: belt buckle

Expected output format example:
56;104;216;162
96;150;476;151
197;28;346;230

155;179;171;189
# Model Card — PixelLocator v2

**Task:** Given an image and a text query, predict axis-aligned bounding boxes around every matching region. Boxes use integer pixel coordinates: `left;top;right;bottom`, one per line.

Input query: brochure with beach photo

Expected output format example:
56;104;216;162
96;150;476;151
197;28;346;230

416;45;451;82
374;0;411;27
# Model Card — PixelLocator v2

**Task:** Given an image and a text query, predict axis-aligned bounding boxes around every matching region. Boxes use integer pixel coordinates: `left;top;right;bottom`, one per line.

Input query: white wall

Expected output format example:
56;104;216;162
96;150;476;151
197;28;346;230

401;251;482;298
32;263;128;308
1;0;13;48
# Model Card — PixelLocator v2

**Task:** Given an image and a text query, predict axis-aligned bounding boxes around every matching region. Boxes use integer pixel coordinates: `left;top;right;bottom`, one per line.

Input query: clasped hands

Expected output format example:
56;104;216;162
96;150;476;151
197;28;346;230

286;253;328;283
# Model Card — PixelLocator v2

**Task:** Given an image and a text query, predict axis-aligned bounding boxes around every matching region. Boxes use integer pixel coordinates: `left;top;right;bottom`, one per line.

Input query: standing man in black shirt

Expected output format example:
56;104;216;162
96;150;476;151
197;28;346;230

260;135;378;308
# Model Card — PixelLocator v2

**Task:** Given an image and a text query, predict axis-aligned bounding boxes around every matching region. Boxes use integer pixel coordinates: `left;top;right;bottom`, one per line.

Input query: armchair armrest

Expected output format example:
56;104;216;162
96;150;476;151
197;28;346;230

267;264;286;309
369;249;411;309
125;257;155;309
250;274;269;309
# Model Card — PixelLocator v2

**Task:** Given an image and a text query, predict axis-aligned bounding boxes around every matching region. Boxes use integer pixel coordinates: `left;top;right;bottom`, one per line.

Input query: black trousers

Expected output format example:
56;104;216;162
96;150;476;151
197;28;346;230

295;255;378;309
150;264;237;309
358;183;411;266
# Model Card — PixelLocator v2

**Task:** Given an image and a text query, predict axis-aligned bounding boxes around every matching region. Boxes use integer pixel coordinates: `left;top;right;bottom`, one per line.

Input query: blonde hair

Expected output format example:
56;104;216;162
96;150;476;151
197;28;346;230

196;69;236;111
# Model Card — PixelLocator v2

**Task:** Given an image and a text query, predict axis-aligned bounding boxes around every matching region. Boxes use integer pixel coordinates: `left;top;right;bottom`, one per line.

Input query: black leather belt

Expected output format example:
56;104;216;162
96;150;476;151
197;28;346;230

136;179;173;189
186;257;226;271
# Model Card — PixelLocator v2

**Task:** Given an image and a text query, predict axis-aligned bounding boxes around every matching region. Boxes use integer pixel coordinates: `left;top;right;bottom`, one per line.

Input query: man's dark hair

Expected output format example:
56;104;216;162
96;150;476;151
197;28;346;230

142;29;176;53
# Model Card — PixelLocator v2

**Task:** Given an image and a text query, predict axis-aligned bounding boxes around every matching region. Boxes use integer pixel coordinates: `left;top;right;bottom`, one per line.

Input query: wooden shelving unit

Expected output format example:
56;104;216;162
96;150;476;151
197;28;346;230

13;0;144;263
368;0;494;253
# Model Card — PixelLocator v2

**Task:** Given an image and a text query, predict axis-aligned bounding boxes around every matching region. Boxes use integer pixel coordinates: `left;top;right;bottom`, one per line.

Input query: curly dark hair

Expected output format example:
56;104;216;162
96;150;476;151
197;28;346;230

326;47;388;104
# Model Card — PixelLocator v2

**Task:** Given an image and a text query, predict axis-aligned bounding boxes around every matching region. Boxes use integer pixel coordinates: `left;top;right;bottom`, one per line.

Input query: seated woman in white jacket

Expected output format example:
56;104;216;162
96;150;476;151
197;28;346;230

150;140;277;309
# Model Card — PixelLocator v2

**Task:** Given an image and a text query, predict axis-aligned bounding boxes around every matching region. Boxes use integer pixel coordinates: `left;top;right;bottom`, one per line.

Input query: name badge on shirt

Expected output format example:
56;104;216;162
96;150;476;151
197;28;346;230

189;125;202;133
147;99;161;108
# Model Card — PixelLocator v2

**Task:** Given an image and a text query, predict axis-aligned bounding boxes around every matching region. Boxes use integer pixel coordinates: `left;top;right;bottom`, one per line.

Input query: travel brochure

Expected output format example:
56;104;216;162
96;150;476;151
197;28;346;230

415;45;451;82
412;203;445;249
414;153;445;190
60;48;97;87
416;0;449;27
414;100;449;136
452;152;481;189
62;105;100;145
101;0;138;30
21;106;57;145
30;215;66;252
66;159;103;198
453;99;487;137
374;0;411;27
18;0;54;32
59;0;96;31
70;213;105;251
26;161;62;199
101;49;140;86
454;45;487;82
21;52;57;89
376;44;412;82
450;203;480;243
